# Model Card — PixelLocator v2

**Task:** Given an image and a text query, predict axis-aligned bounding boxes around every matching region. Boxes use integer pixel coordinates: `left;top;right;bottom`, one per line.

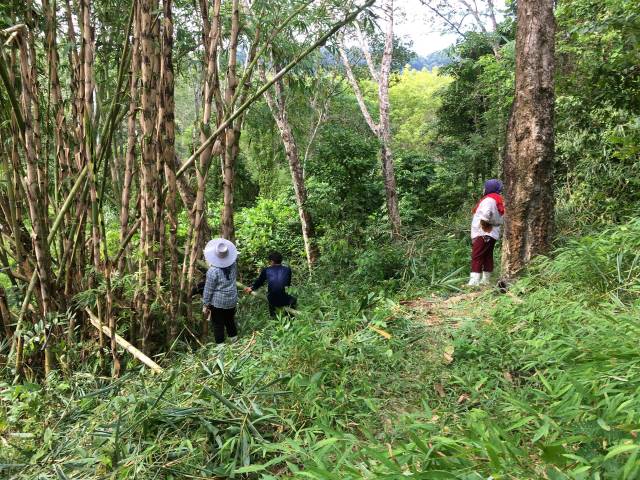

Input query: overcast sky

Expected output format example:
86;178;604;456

395;0;459;56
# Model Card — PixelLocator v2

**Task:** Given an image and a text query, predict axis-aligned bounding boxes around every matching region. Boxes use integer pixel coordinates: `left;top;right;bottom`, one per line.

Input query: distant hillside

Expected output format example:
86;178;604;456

409;49;452;71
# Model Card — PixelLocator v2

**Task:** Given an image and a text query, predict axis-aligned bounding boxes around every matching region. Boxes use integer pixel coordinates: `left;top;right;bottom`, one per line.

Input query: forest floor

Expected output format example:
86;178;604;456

3;219;640;479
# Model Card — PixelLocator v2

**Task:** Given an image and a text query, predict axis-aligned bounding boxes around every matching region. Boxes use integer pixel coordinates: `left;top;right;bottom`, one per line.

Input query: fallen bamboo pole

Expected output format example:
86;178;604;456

85;308;163;373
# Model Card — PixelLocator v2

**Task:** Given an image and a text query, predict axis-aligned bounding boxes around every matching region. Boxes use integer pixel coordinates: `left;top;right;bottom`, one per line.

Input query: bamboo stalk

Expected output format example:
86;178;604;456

0;46;26;137
11;165;88;370
113;217;142;265
85;308;163;373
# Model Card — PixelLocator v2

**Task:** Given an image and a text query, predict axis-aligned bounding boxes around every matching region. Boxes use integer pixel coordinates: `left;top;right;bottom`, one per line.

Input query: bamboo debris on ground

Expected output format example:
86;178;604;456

85;308;163;373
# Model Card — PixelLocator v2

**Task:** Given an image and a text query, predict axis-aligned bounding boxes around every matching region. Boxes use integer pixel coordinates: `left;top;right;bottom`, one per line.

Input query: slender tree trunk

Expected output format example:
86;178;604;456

185;0;222;334
378;0;401;238
64;0;89;310
80;0;105;358
337;0;401;239
501;0;556;279
161;0;179;340
221;134;236;242
120;9;140;274
17;33;55;375
44;0;69;211
261;69;318;267
65;0;82;173
139;0;162;350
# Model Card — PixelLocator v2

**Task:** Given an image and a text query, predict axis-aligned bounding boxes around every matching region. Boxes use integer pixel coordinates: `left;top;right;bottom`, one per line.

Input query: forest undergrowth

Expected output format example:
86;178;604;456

2;218;640;479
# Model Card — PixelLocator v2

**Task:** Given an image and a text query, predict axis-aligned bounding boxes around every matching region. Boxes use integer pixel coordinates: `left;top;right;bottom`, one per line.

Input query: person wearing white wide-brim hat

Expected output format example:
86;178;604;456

202;238;239;345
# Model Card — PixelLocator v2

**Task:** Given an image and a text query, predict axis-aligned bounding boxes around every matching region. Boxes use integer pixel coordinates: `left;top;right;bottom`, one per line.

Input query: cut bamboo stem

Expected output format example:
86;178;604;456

85;308;163;373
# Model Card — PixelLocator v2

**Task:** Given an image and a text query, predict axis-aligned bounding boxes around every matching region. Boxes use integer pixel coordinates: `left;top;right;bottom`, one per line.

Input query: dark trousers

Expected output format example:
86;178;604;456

471;236;496;273
269;296;297;317
209;307;238;344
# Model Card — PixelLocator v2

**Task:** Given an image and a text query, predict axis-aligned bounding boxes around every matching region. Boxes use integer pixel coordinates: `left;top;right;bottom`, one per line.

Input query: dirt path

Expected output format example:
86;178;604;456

383;289;497;406
399;290;489;328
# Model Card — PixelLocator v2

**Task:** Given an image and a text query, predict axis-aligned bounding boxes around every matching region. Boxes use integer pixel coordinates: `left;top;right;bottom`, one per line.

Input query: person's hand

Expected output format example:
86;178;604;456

202;306;209;315
244;287;252;294
480;220;493;233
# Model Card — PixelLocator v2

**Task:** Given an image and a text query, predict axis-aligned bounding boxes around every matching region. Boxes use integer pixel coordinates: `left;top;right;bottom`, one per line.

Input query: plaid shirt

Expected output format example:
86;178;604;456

202;263;238;309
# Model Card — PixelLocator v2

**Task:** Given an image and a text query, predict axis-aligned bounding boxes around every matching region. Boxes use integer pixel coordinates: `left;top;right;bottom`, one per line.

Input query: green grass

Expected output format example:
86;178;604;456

2;219;640;479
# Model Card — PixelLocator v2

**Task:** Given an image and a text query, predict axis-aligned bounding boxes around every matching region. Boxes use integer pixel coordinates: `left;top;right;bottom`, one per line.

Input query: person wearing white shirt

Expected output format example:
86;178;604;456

468;179;505;286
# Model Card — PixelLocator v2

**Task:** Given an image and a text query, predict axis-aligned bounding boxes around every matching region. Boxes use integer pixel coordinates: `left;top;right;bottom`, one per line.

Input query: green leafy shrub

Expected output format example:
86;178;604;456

235;193;305;274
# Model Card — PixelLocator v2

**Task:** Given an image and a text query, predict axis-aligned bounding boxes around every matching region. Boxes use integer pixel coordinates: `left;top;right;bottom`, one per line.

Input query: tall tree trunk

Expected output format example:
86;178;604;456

185;0;222;334
43;0;69;212
64;0;82;173
80;0;105;357
63;0;89;309
501;0;555;279
261;68;318;267
139;0;161;350
337;0;401;239
17;33;55;375
378;0;401;239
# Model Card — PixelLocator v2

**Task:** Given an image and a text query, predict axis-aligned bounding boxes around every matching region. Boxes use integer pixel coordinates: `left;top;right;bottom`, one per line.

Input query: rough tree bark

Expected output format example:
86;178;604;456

13;26;56;375
221;0;241;242
377;0;401;239
501;0;555;279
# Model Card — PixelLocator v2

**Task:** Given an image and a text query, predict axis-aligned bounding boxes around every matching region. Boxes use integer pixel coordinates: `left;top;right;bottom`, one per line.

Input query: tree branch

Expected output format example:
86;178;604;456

337;43;379;135
175;0;376;180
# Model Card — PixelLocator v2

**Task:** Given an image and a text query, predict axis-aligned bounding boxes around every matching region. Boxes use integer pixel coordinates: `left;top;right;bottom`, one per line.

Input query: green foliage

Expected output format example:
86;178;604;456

433;0;640;228
0;261;451;478
388;67;452;152
7;218;639;478
5;0;640;478
555;0;640;225
6;201;640;478
235;193;305;273
307;115;382;235
433;33;515;210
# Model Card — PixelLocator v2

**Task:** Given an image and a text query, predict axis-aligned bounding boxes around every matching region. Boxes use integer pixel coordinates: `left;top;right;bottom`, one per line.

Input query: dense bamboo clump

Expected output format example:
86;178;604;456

0;0;374;378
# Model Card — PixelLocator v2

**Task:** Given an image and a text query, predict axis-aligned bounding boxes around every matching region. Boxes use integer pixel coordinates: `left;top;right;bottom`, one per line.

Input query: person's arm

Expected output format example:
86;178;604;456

250;268;267;291
202;269;217;308
477;198;503;226
285;266;292;287
477;198;495;232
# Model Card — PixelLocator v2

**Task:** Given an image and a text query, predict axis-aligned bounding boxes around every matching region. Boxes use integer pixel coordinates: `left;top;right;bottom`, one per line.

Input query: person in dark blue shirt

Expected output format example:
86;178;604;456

244;251;297;317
